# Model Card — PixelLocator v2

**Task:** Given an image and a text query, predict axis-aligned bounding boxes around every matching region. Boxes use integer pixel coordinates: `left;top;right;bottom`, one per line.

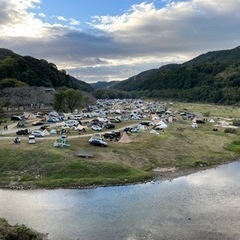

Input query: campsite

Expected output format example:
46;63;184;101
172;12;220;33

1;100;240;189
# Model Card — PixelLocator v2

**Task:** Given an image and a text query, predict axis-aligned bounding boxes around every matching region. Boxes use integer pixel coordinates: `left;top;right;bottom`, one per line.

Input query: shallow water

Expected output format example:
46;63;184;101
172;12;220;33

0;162;240;240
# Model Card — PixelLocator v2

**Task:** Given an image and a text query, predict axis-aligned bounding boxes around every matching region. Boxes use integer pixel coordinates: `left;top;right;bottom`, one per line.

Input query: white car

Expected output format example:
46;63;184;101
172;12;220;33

91;125;102;131
31;130;45;137
66;120;79;127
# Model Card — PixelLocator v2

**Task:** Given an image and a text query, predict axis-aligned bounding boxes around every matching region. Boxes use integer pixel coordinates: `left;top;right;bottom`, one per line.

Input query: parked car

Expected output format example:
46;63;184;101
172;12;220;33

31;130;45;137
47;117;60;123
91;125;102;131
28;135;36;144
11;115;23;121
139;121;154;126
32;120;45;126
73;115;82;120
103;131;121;141
65;120;79;127
108;118;121;123
89;138;108;147
16;129;29;135
105;123;115;129
39;124;51;130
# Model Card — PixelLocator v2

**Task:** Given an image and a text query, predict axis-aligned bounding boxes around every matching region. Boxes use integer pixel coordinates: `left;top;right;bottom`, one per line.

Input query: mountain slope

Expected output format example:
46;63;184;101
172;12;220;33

0;48;93;92
95;46;240;104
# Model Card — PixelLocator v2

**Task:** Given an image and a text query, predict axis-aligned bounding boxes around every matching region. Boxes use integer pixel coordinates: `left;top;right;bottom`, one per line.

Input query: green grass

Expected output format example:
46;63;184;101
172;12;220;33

1;102;240;189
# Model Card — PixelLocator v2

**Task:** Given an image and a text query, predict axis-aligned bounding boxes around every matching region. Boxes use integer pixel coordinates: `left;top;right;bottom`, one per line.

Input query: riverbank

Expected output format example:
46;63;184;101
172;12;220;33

0;127;239;190
1;102;240;190
0;218;46;240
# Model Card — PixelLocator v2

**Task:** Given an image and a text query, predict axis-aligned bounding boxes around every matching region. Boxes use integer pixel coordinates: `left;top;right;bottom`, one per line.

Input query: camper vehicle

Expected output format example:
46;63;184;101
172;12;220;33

28;135;36;144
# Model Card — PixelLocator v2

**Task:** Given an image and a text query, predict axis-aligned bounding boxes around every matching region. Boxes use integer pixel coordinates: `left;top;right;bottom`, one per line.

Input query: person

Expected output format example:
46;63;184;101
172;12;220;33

14;137;21;144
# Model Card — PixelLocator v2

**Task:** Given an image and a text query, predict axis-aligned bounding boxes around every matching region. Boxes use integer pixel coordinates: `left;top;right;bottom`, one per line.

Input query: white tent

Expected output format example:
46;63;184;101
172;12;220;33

156;120;168;129
192;123;198;128
43;129;50;136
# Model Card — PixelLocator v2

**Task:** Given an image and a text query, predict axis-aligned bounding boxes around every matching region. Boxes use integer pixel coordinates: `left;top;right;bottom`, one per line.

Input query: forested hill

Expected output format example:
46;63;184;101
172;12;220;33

0;48;93;92
94;46;240;104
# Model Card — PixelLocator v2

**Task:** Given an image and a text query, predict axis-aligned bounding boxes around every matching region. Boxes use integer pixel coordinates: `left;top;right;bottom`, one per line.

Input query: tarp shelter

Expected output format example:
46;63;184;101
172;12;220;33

118;132;132;143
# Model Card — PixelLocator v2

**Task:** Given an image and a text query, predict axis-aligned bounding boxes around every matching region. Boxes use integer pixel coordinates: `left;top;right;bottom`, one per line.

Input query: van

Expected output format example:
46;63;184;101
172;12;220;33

28;135;36;144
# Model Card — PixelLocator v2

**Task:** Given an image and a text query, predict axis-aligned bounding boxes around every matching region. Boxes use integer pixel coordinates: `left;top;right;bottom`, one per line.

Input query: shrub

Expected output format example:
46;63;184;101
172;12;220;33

232;119;240;126
224;128;237;134
203;111;210;117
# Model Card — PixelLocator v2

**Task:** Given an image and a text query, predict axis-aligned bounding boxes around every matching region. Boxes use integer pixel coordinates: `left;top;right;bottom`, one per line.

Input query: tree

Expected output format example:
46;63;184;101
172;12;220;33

64;88;83;113
53;88;84;112
0;78;28;89
53;90;66;112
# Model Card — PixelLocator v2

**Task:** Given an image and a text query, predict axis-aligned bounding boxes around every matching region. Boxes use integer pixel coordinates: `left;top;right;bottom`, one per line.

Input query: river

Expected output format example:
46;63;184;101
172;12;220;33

0;162;240;240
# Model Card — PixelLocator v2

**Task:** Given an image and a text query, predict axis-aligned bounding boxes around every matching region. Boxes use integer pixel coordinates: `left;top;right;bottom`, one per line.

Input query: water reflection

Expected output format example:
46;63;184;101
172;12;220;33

0;162;240;240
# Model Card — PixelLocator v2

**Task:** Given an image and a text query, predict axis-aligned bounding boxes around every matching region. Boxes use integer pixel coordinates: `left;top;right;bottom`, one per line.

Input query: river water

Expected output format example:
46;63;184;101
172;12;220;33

0;162;240;240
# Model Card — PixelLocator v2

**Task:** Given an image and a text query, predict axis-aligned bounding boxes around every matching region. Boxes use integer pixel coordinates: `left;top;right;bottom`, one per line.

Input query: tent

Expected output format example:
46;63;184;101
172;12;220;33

118;132;132;143
150;129;159;135
23;112;36;119
192;123;198;128
156;120;168;129
43;129;50;136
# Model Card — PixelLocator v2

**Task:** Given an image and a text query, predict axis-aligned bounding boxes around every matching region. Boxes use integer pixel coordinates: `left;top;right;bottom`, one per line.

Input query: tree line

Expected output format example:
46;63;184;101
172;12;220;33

0;86;94;115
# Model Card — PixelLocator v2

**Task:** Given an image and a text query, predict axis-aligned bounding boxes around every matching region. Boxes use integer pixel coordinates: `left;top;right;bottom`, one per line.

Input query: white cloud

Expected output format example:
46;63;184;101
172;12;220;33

1;0;240;83
57;16;67;21
69;18;80;26
39;13;46;18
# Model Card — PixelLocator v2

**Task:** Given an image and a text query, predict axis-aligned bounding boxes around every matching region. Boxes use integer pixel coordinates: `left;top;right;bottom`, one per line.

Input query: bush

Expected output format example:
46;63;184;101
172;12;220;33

232;119;240;126
203;111;210;117
224;128;238;134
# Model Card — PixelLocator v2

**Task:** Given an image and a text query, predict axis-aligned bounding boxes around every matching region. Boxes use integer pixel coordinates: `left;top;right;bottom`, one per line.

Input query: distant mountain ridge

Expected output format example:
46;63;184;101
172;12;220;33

93;46;240;104
0;48;93;92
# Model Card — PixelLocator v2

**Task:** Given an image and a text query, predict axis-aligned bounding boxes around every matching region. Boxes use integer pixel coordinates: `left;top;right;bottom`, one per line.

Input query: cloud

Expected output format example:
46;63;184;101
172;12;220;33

0;0;240;83
57;16;67;21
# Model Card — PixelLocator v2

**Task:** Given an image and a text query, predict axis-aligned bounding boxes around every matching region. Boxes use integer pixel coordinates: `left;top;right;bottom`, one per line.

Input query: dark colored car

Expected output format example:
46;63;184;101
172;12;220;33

89;139;108;147
11;115;23;121
105;123;115;129
16;129;29;135
103;131;121;141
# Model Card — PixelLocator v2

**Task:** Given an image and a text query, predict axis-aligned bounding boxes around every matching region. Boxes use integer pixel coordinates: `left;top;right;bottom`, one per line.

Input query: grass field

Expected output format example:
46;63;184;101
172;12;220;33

0;102;240;189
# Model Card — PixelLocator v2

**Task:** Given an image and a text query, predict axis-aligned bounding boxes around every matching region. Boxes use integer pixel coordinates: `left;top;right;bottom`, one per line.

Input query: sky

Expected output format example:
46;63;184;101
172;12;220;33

0;0;240;83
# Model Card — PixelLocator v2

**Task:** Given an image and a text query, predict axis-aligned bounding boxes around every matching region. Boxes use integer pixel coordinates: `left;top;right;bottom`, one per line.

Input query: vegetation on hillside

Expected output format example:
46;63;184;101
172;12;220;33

93;46;240;104
0;48;93;92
